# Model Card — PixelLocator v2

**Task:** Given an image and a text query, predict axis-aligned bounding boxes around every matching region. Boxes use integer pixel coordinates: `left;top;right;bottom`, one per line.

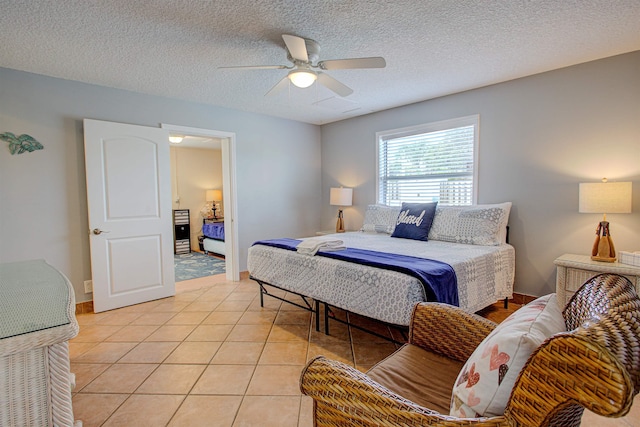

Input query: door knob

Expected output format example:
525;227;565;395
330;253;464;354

91;228;110;235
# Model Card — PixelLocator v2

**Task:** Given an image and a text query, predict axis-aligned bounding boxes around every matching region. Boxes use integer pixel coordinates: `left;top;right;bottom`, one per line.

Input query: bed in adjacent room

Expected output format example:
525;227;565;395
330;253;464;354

248;203;515;328
202;220;225;256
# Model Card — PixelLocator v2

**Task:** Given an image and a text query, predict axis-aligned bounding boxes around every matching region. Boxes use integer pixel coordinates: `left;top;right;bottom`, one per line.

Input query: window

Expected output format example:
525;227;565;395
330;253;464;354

376;115;479;206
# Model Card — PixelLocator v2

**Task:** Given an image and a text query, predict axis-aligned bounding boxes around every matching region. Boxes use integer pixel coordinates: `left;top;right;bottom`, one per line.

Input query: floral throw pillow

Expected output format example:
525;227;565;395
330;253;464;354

450;293;566;418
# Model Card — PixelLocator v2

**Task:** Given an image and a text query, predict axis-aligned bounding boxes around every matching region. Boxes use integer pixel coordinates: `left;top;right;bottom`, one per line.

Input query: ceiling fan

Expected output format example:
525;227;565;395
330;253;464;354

218;34;386;97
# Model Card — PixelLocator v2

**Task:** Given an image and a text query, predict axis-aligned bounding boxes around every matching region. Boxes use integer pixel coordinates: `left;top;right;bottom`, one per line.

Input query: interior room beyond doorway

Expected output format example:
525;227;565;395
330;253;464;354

170;135;226;281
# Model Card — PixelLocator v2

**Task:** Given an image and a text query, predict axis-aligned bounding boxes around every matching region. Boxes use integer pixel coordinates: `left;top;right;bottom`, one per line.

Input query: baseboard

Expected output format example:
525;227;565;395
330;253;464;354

510;292;537;305
75;300;94;314
76;271;252;314
76;288;536;315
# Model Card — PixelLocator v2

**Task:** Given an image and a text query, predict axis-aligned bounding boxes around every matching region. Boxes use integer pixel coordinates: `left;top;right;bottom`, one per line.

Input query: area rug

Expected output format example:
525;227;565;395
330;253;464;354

174;252;226;281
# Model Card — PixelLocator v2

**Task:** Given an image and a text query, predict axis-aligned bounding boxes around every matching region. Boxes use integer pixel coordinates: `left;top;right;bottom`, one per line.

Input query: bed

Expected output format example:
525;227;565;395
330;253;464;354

248;203;515;328
202;220;225;256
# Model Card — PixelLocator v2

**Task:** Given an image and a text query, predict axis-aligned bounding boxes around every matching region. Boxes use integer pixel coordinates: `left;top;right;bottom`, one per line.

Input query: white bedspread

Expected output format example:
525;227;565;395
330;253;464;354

203;238;225;256
248;232;515;326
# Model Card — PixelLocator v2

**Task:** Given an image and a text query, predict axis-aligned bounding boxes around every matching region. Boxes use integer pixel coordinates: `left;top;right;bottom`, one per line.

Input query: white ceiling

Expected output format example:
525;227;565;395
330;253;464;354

1;1;639;125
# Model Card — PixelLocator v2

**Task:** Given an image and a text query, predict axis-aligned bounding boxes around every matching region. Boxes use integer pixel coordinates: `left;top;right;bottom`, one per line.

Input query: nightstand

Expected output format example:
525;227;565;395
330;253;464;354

204;217;224;223
554;253;640;307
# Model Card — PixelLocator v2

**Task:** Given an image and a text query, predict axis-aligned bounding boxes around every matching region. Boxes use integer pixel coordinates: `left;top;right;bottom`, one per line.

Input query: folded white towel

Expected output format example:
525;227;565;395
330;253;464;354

296;237;345;256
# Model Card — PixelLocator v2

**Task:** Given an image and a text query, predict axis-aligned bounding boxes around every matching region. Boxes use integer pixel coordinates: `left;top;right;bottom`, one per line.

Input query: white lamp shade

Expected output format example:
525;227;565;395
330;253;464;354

288;70;317;88
330;187;353;206
579;181;632;214
206;189;223;202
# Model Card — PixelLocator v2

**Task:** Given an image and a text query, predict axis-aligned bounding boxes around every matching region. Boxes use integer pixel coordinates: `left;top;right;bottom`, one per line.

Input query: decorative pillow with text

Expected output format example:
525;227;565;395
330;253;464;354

390;202;438;241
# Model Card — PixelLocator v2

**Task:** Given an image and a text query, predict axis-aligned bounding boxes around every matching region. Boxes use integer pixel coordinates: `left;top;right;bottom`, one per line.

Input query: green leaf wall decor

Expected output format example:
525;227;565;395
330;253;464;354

1;132;44;155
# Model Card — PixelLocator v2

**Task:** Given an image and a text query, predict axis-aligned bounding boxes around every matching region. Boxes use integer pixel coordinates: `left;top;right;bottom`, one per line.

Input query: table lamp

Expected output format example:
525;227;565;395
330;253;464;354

579;178;632;262
330;187;353;233
205;189;223;219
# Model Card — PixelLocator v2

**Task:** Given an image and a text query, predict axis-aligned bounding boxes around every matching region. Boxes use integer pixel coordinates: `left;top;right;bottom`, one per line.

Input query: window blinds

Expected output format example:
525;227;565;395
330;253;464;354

378;122;476;206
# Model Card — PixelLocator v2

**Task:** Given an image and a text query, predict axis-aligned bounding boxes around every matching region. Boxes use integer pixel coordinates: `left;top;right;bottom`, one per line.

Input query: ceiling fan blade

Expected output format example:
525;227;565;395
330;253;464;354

265;76;290;97
318;57;386;70
317;72;353;97
218;65;289;70
282;34;308;62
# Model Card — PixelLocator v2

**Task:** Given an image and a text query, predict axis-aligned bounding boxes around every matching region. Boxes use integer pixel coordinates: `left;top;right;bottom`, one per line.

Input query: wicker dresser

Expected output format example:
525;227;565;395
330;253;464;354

555;253;640;307
0;260;80;427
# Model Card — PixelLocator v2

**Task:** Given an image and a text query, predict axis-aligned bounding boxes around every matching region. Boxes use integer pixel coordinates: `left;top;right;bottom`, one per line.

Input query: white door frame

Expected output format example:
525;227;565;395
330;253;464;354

161;123;240;281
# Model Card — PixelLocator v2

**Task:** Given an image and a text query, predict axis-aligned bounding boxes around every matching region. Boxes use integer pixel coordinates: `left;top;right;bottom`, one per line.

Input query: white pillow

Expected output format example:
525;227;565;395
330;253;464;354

450;293;566;418
361;204;401;234
428;202;512;246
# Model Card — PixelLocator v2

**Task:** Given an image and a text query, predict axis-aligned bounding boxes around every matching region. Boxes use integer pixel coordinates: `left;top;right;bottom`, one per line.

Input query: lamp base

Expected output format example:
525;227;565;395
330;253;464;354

335;209;345;233
590;220;616;262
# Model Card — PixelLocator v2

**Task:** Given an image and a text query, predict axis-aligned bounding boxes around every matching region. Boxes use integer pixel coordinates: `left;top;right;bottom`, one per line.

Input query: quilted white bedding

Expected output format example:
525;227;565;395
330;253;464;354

203;238;225;256
247;231;515;326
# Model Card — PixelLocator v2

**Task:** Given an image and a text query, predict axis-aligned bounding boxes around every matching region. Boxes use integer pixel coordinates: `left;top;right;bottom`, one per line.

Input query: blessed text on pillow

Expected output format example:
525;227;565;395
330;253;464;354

390;202;438;241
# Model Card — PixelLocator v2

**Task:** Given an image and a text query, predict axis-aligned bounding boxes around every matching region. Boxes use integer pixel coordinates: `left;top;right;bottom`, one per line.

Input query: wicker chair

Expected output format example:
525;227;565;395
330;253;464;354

300;273;640;426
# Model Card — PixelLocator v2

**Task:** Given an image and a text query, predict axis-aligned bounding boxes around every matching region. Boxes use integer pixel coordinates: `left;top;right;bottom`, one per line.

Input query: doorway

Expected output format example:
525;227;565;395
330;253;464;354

161;124;239;282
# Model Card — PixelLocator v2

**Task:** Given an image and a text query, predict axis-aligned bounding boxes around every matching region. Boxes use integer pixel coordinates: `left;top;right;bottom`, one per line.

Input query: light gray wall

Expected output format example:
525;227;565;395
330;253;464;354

0;68;321;303
321;51;640;297
2;52;638;304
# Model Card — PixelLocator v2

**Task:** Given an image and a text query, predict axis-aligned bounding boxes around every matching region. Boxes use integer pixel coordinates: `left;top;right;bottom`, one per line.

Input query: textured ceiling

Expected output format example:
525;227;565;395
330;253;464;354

1;1;639;125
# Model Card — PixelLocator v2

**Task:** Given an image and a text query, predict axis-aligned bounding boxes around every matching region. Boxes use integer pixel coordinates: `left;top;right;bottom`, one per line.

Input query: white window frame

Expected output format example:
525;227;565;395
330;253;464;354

375;115;480;206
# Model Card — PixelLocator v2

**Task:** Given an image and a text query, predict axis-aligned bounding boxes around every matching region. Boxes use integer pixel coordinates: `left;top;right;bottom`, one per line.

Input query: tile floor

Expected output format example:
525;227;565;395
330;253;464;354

70;274;640;426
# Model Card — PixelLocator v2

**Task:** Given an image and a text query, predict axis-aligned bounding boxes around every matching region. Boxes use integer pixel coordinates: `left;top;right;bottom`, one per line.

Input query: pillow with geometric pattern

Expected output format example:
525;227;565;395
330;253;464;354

450;293;566;418
428;202;512;246
360;204;401;234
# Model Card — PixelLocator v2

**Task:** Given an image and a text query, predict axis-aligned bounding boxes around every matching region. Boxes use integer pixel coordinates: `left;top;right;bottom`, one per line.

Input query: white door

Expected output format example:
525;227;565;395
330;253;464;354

84;119;175;312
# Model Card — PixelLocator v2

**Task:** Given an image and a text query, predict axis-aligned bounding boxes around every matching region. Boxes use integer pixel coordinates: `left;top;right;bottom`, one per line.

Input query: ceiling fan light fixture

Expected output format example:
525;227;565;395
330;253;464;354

288;69;317;88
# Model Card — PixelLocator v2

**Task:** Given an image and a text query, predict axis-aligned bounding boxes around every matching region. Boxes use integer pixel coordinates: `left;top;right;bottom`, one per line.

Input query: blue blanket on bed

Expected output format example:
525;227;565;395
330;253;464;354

252;238;458;306
203;222;225;241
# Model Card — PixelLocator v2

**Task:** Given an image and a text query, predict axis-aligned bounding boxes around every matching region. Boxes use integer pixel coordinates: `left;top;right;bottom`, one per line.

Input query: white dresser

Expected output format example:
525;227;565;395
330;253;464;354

0;260;80;427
